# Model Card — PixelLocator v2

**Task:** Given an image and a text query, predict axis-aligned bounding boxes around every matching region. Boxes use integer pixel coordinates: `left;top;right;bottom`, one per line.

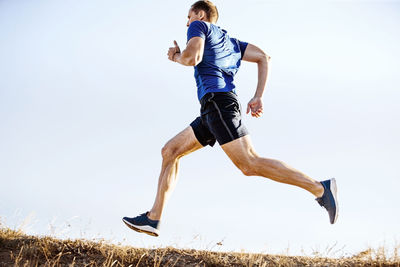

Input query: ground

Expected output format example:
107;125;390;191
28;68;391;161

0;226;399;266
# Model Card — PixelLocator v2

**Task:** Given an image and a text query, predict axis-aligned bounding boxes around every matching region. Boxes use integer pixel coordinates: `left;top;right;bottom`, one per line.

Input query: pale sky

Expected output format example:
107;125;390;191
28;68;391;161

1;0;399;256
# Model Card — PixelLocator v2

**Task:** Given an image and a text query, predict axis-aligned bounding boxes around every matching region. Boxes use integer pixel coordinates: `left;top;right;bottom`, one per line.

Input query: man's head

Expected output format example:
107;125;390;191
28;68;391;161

187;0;219;27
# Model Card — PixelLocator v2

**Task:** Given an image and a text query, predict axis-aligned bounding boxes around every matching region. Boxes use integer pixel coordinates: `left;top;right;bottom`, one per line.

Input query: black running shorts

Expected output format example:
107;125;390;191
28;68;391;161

190;91;249;147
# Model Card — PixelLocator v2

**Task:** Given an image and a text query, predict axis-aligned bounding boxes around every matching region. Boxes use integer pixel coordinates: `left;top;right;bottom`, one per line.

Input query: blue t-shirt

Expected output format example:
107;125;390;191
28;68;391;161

187;20;248;101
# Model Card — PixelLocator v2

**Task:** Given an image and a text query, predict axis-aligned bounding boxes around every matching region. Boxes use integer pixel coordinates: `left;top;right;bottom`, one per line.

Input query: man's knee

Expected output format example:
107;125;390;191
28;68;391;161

161;142;181;161
240;166;256;176
237;159;258;176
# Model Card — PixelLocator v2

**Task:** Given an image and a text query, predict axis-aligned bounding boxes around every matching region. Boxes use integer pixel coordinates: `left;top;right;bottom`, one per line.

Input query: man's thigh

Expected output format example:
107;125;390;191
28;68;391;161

164;126;204;157
220;135;257;168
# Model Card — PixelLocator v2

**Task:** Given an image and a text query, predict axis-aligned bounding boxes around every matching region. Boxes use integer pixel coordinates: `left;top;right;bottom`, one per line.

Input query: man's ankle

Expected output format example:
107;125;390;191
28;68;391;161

147;211;160;221
314;182;325;198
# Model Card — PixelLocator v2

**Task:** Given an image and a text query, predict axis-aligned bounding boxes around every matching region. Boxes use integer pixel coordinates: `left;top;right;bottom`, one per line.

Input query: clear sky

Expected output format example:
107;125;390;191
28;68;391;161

1;0;399;257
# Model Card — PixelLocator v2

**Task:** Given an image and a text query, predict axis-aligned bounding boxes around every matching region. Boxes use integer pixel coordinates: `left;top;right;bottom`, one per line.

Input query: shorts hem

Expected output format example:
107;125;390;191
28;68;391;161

218;132;249;146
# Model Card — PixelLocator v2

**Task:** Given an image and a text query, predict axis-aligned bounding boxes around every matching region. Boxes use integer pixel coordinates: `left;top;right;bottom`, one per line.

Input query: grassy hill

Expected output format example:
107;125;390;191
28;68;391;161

1;226;399;266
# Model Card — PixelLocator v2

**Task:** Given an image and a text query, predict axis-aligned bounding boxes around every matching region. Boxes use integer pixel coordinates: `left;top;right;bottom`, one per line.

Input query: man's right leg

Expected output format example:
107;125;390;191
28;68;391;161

147;126;203;221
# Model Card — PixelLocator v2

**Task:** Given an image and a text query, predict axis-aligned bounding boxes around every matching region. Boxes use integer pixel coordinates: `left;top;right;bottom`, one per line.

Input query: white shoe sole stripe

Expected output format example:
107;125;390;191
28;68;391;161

330;178;339;223
123;219;160;235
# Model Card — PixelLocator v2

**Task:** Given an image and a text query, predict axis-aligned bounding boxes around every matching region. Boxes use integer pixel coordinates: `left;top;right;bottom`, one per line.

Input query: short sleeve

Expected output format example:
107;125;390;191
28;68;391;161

238;40;249;59
187;20;209;42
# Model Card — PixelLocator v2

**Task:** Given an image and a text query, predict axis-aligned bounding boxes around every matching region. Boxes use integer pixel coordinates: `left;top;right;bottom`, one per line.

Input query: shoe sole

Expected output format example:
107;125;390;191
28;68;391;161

122;218;159;237
330;178;339;224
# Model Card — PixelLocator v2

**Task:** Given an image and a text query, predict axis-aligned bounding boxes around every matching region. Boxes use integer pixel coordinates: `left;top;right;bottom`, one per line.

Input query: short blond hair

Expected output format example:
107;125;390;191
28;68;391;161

191;0;219;23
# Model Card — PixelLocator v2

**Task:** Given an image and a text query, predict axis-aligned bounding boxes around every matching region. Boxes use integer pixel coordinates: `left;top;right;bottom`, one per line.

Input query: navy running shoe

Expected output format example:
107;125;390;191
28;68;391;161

316;178;339;224
122;212;160;237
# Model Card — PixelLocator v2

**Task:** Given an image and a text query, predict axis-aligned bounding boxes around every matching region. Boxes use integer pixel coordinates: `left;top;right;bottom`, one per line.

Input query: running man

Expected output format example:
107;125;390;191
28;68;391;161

123;0;338;237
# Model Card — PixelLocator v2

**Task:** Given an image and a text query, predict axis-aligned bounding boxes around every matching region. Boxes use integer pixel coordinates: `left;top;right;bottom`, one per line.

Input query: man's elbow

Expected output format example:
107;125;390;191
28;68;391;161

181;53;201;66
186;58;197;66
189;55;202;66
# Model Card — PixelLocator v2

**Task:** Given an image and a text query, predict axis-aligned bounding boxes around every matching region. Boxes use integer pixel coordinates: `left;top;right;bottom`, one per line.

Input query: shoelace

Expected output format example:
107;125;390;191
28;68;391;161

132;212;148;220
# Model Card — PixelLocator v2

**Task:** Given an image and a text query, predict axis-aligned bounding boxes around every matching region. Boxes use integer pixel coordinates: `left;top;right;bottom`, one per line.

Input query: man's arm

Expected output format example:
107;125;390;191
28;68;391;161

168;37;205;66
242;44;271;118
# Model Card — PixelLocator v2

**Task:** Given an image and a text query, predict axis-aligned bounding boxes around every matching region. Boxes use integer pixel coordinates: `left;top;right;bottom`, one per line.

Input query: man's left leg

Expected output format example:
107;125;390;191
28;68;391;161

221;135;338;224
122;126;204;236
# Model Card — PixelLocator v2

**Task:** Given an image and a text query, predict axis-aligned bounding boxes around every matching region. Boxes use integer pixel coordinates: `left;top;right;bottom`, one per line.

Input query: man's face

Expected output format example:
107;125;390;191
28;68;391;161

186;8;203;27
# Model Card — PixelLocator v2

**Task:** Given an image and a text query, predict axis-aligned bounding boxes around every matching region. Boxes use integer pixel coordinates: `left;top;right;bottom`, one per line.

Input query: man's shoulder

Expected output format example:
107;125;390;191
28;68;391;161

187;20;211;41
188;20;210;31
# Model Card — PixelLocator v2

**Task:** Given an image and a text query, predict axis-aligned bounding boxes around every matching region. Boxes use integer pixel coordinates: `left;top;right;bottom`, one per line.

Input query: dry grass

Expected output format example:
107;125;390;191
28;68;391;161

1;225;399;266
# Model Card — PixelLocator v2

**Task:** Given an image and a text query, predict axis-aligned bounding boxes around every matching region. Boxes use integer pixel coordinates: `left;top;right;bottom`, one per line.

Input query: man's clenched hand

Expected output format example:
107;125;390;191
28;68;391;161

168;40;181;62
246;96;263;118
